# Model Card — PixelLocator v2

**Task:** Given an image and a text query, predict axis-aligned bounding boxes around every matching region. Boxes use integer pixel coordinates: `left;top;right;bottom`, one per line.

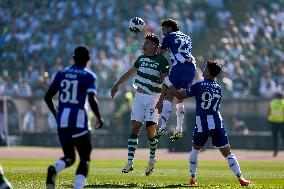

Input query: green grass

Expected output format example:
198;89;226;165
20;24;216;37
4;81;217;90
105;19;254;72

0;159;284;188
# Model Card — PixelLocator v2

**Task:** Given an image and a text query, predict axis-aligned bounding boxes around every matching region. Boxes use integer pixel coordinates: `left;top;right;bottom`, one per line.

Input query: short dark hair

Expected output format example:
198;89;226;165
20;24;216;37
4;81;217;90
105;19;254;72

161;19;179;32
206;60;222;77
73;46;90;66
145;33;159;46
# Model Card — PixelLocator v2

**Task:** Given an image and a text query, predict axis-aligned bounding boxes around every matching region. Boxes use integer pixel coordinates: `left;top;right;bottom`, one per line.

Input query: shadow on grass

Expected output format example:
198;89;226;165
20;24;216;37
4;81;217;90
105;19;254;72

63;183;199;188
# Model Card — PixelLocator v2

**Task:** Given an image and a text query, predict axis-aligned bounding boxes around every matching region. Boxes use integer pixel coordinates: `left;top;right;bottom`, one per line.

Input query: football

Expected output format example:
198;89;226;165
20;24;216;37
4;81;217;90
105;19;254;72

129;17;145;34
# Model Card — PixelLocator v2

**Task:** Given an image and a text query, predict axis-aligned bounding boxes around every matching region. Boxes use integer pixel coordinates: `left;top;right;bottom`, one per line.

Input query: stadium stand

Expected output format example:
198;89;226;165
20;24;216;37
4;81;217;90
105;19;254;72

0;0;283;149
0;0;228;97
1;0;283;98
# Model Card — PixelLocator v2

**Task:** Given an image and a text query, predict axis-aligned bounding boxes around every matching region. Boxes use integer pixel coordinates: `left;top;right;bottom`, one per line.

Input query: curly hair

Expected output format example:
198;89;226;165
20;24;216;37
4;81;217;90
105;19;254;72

161;19;179;32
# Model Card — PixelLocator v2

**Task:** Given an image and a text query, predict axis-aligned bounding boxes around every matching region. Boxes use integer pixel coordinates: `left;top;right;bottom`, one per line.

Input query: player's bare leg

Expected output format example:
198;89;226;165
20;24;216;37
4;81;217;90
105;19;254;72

220;145;250;186
122;121;142;173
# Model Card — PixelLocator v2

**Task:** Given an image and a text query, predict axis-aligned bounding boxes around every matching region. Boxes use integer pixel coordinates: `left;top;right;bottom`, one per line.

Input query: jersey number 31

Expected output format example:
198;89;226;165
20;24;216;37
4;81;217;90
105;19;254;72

60;79;79;104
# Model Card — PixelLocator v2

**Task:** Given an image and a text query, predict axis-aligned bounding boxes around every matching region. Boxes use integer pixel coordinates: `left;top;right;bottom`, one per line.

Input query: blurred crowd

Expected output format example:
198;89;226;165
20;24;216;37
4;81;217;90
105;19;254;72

209;0;284;98
0;0;283;99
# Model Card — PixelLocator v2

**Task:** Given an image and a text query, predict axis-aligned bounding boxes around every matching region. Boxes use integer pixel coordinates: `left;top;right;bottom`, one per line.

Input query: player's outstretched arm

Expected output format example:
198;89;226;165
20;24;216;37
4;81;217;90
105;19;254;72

167;86;189;100
88;93;103;129
111;66;137;98
155;83;167;114
163;76;189;100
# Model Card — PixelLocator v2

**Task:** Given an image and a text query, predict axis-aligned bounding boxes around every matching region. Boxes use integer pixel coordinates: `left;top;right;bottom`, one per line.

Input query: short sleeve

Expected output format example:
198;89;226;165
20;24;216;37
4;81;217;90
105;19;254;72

87;74;97;95
186;82;198;97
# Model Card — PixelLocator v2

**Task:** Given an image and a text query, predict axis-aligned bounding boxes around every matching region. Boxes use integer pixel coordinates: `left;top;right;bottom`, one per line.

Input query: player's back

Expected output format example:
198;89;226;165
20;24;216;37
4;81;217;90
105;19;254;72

189;79;223;131
194;79;222;115
162;31;192;65
52;65;97;130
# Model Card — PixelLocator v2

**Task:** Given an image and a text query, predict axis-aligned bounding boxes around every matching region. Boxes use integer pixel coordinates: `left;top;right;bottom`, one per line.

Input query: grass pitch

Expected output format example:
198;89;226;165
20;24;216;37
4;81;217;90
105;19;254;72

0;158;283;188
0;159;284;189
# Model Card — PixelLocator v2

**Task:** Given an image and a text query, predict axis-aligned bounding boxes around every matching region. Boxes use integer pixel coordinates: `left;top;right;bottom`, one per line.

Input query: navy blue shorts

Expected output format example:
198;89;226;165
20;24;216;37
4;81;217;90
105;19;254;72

192;127;229;148
58;129;92;162
58;128;91;146
169;62;196;89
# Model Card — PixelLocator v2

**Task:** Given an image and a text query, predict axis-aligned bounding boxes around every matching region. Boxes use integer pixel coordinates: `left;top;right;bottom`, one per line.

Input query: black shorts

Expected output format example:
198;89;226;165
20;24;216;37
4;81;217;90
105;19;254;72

59;128;92;160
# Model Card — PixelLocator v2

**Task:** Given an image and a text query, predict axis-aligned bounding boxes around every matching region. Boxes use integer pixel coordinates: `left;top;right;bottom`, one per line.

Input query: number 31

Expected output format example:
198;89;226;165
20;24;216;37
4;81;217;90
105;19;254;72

60;79;79;104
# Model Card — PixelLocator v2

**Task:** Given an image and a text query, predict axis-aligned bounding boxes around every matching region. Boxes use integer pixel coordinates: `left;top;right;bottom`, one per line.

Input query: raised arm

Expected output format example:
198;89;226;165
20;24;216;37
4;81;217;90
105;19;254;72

111;66;137;98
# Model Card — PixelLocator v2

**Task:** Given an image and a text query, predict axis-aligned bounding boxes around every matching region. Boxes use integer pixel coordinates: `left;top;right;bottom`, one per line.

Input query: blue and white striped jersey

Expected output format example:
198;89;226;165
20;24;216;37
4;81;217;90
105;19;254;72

161;31;193;66
49;65;97;136
186;79;223;132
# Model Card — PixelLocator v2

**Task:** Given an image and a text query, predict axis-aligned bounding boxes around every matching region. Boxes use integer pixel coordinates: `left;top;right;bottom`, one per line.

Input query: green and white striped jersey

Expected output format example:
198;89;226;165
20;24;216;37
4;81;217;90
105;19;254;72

133;53;169;94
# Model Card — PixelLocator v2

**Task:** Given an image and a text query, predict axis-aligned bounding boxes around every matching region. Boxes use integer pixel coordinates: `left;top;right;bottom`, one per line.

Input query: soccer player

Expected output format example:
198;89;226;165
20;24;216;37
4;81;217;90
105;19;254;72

164;60;250;186
0;164;12;189
44;46;104;189
154;19;196;141
111;33;169;176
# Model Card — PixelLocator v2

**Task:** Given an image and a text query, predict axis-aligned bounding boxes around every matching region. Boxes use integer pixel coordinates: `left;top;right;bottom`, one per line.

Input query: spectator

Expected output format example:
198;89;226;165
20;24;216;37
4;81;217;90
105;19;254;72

207;0;284;98
277;78;284;96
232;72;249;99
0;0;212;97
22;105;37;132
2;76;18;96
231;117;249;135
0;0;282;99
259;75;278;98
216;7;231;29
17;77;32;97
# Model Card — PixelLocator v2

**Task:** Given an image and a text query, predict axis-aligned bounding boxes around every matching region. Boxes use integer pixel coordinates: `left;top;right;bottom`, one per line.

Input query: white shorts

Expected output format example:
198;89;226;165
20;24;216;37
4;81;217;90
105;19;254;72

131;92;159;124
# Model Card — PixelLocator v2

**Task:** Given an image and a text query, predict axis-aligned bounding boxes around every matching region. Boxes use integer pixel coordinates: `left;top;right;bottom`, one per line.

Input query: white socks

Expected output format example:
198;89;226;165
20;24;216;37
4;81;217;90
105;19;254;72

189;148;199;179
73;174;86;189
226;154;242;178
54;160;87;189
160;100;184;132
54;159;66;173
160;100;172;129
176;103;184;132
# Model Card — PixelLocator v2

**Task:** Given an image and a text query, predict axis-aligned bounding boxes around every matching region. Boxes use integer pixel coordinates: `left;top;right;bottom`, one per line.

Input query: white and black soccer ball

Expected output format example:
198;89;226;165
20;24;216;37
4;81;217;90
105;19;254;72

129;17;145;34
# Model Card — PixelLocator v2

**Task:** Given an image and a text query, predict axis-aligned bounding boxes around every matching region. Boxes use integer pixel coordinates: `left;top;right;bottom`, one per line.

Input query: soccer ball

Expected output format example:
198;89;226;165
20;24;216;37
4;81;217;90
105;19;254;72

129;17;145;34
